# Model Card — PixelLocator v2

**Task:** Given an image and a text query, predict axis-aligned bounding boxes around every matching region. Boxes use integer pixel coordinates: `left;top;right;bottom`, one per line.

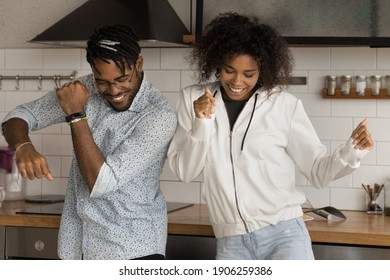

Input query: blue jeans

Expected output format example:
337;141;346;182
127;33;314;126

216;217;314;260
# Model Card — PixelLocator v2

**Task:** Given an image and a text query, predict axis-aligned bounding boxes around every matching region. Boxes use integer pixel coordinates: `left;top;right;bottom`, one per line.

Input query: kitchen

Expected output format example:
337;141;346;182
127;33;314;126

1;0;390;261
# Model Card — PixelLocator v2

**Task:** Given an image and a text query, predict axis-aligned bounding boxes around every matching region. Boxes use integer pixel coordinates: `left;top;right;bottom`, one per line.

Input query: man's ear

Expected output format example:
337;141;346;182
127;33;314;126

136;56;143;71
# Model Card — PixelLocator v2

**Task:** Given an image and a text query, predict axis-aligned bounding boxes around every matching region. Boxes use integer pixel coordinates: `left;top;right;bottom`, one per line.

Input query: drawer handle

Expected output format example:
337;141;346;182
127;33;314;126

35;240;45;251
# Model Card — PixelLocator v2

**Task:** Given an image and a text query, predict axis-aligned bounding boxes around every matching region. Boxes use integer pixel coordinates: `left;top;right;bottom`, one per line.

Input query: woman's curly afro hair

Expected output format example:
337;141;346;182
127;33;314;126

190;12;294;92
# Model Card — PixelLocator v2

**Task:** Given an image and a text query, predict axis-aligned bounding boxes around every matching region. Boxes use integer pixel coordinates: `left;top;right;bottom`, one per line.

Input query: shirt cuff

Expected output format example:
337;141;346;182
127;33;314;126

339;138;370;168
90;162;118;198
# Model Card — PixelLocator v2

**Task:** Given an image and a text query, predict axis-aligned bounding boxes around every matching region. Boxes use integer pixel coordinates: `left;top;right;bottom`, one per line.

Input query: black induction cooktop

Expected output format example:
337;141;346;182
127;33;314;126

16;202;193;216
25;195;65;203
16;202;64;215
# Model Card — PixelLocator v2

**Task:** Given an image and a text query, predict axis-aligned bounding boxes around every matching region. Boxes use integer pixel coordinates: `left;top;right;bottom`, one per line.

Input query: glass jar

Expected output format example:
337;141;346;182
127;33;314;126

384;75;390;96
355;75;366;96
364;183;384;215
0;148;26;201
326;75;337;95
370;75;382;96
340;75;351;95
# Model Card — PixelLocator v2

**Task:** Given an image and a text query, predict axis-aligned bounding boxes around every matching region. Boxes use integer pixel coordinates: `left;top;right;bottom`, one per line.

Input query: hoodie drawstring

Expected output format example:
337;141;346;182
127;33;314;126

241;93;258;151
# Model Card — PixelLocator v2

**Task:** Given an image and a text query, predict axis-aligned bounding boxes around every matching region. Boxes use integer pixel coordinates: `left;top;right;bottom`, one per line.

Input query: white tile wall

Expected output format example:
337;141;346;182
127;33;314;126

1;46;390;211
5;49;43;69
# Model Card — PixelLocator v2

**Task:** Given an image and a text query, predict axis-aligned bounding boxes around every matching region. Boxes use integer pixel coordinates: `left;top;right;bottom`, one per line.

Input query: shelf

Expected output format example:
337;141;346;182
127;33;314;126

322;88;390;99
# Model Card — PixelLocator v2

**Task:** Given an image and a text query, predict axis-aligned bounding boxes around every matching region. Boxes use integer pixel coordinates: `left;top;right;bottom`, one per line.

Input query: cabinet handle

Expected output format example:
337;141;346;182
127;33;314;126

34;240;45;251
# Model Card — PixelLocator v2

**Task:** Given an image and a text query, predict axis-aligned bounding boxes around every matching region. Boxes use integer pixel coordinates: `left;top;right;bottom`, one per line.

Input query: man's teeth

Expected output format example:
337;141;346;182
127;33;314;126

112;95;125;101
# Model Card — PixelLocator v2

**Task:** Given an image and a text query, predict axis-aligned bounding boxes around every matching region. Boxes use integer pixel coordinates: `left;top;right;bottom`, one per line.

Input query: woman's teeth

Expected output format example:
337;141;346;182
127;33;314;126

229;86;244;93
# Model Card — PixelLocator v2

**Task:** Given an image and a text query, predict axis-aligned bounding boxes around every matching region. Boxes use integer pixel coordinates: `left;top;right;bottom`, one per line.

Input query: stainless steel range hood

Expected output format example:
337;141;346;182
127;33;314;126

199;0;390;47
29;0;191;48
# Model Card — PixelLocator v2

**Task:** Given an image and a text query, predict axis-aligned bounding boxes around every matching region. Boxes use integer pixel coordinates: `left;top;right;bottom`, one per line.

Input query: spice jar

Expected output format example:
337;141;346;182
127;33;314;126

385;75;390;96
370;75;382;96
326;75;337;96
355;75;366;96
340;75;351;96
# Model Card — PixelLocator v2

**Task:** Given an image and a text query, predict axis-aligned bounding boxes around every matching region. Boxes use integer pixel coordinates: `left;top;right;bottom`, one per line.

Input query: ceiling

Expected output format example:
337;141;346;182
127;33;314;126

0;0;88;48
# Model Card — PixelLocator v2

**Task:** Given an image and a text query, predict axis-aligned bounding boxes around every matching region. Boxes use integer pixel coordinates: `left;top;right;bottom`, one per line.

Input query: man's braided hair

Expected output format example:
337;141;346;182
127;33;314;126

86;24;141;75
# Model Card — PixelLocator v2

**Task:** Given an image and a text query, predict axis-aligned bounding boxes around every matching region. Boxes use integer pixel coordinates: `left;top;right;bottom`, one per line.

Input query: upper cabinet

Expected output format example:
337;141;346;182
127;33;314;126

196;0;390;47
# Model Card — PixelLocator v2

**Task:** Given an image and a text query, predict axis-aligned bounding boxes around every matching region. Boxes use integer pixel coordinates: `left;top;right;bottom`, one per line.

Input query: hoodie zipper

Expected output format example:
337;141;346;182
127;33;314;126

226;94;258;233
229;129;250;233
225;92;266;234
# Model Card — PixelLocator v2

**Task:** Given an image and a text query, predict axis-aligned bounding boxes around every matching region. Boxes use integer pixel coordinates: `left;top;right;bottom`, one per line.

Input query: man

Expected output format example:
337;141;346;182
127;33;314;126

1;24;177;260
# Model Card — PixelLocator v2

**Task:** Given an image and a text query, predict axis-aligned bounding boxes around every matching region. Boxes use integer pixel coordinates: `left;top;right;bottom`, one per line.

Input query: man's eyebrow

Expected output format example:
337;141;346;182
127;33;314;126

94;74;128;82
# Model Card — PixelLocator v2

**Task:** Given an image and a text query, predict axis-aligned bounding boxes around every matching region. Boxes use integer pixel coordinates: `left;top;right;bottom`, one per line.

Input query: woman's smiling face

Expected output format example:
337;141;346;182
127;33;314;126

219;54;260;101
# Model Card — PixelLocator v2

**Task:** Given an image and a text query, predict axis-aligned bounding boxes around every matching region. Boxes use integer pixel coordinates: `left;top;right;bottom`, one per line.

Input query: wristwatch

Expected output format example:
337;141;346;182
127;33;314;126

65;111;87;123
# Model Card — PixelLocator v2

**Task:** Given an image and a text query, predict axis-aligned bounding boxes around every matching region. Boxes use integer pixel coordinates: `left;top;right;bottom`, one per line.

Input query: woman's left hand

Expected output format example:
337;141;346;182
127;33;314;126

351;118;373;150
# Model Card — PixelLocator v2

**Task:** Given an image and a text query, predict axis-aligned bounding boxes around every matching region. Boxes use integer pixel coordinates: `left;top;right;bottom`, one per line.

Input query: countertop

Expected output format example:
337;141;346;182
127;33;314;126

1;201;390;247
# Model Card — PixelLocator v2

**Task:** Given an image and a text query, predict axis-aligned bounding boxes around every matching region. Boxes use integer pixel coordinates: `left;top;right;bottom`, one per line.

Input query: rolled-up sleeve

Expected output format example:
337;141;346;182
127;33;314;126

90;162;118;198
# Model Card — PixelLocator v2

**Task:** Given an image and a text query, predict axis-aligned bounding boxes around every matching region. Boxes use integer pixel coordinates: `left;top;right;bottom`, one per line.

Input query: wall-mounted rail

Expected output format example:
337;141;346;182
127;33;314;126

0;71;77;90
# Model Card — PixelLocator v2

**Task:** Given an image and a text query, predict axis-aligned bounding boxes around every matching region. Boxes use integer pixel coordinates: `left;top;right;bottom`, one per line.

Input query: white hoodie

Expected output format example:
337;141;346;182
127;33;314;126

168;82;368;238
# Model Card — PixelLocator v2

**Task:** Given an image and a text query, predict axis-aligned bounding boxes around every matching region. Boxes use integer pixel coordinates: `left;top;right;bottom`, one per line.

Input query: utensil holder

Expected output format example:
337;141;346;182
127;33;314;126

366;189;384;215
384;180;390;216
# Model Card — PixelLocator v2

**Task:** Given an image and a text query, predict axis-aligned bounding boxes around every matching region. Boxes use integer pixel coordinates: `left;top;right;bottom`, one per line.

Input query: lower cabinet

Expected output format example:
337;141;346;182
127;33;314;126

1;228;390;260
0;226;5;260
4;226;59;260
166;235;216;260
312;243;390;260
165;235;390;260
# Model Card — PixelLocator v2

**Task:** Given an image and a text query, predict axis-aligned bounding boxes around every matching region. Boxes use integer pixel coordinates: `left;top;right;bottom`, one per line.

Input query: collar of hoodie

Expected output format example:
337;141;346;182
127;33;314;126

213;88;270;151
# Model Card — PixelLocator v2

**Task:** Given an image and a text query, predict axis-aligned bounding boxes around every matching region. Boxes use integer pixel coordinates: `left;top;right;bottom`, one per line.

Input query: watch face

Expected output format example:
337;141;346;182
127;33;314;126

65;112;86;123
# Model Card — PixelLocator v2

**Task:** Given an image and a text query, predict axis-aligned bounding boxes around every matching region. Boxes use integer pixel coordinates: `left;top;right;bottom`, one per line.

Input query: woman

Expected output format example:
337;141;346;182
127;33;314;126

167;12;373;260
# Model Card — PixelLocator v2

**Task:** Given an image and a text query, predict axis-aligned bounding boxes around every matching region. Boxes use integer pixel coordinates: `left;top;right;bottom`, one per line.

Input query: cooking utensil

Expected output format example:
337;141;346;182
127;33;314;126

304;206;346;220
312;209;332;220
